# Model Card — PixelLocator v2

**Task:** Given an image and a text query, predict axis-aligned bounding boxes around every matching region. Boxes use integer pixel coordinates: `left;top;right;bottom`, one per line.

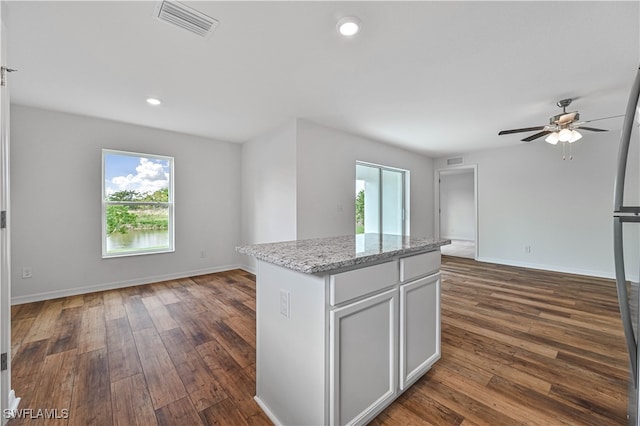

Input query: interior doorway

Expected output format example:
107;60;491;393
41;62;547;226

435;165;478;259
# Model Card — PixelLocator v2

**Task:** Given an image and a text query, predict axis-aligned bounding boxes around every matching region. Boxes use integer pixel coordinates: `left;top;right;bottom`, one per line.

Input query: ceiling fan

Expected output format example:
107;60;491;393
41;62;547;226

498;98;613;144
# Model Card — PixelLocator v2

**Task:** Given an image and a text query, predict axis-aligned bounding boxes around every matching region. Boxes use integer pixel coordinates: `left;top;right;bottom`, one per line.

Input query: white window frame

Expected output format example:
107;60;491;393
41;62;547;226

102;149;175;258
356;161;409;236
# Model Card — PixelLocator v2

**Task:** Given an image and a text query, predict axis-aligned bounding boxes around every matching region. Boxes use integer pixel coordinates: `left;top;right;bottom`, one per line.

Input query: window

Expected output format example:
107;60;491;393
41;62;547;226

102;150;174;257
355;162;406;235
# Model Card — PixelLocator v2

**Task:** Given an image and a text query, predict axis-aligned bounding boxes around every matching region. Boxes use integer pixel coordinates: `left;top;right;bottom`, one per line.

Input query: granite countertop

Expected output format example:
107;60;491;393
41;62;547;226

236;234;450;274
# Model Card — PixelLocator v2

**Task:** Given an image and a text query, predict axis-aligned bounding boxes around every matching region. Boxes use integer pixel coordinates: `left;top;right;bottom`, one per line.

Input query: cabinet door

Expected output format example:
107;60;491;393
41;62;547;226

399;273;440;390
330;288;398;426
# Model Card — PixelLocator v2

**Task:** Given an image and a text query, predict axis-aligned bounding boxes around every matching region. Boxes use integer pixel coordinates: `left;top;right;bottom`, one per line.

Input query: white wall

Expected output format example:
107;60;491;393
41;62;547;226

296;119;434;240
435;131;639;278
439;171;475;240
240;121;297;271
238;119;436;271
11;105;243;303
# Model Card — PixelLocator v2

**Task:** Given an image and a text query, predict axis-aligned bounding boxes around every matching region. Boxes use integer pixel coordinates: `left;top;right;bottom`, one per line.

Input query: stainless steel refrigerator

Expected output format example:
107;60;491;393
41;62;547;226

614;65;640;426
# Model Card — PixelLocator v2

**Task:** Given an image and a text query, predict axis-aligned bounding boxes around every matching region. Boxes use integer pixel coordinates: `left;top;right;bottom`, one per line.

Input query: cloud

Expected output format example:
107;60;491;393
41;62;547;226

108;158;169;195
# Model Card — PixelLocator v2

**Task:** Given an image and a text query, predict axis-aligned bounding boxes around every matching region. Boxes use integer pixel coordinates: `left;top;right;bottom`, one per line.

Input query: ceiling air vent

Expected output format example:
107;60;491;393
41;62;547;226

446;157;464;166
154;1;219;38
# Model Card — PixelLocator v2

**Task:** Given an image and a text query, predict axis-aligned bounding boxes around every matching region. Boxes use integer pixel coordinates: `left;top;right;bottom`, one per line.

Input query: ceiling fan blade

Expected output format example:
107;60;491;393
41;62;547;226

584;114;625;123
577;126;608;132
522;130;551;142
498;126;545;136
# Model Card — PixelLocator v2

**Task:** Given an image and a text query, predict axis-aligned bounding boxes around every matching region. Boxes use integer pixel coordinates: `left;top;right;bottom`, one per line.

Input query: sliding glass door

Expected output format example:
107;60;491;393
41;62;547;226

356;162;406;235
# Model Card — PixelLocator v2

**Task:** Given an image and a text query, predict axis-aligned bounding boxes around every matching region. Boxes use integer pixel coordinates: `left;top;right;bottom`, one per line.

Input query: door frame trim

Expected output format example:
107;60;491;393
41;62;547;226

434;164;478;260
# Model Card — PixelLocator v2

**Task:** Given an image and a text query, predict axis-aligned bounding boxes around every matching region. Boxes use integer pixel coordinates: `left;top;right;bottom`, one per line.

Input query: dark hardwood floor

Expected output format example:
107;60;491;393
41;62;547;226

9;256;628;425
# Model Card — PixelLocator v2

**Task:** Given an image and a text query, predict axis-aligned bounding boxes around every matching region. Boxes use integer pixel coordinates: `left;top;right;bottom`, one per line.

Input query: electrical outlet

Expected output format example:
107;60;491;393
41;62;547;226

200;251;206;258
22;267;32;279
279;289;290;318
524;245;532;254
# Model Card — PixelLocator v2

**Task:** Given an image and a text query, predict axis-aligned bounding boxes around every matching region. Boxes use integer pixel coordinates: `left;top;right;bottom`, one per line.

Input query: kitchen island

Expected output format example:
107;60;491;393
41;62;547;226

237;234;449;426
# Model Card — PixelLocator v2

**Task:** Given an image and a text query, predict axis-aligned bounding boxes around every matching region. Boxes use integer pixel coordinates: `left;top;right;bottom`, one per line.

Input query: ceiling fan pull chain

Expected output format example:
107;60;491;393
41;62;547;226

562;141;566;160
570;143;573;160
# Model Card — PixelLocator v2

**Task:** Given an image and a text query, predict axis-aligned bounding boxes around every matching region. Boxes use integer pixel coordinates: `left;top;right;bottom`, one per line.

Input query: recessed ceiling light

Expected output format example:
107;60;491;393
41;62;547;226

337;16;361;37
146;98;162;106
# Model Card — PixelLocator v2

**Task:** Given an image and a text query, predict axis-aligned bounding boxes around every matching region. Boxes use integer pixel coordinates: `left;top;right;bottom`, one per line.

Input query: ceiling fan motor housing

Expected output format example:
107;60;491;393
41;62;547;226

550;111;579;126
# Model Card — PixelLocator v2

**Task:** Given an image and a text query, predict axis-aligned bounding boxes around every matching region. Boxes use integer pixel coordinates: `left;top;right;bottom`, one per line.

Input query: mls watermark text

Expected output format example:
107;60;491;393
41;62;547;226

3;408;69;419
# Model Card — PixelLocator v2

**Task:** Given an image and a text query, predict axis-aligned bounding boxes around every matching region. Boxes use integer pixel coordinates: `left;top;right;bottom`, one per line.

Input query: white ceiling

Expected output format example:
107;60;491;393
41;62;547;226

6;1;640;157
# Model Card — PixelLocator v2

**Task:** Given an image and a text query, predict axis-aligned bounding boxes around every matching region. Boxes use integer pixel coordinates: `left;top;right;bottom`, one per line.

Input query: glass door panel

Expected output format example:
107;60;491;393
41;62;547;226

382;169;404;235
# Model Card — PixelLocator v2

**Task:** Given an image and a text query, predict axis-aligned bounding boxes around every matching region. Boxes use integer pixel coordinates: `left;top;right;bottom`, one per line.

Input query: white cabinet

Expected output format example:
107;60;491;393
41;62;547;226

399;273;441;390
329;260;397;306
330;288;398;426
400;250;440;282
253;250;441;426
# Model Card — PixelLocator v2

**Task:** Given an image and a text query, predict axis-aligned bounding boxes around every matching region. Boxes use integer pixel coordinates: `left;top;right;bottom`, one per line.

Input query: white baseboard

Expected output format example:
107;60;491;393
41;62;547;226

254;396;283;426
11;263;246;305
239;264;256;275
441;237;474;242
475;256;617;280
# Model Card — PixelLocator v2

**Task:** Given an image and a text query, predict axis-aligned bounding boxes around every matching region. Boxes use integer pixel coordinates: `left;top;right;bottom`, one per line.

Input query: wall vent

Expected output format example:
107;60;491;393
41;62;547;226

154;1;219;38
446;157;464;166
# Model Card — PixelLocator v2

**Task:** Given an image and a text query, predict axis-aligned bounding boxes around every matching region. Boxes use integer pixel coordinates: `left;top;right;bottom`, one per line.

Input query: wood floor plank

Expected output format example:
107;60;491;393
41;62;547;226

47;306;82;355
211;365;265;420
28;349;77;426
398;385;465;425
225;314;256;349
155;397;204;426
69;348;112;425
441;359;571;425
196;338;244;372
103;289;127;321
10;339;49;407
549;381;627;422
165;302;216;346
141;295;178;332
415;377;526;426
11;300;45;320
61;294;85;309
22;300;64;343
208;320;255;369
123;296;155;332
83;292;104;308
153;282;181;305
199;398;249;426
106;317;143;382
160;327;228;411
77;305;106;354
111;373;158;426
11;317;35;357
133;327;187;409
442;315;559;358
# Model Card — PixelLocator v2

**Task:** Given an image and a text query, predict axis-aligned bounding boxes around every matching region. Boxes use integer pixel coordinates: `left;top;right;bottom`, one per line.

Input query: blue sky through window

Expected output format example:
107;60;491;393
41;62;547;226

104;152;171;197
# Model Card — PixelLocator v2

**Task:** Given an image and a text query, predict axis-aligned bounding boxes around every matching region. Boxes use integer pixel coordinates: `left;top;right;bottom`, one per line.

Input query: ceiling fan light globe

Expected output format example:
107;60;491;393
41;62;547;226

558;128;572;142
568;130;582;143
545;132;560;145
